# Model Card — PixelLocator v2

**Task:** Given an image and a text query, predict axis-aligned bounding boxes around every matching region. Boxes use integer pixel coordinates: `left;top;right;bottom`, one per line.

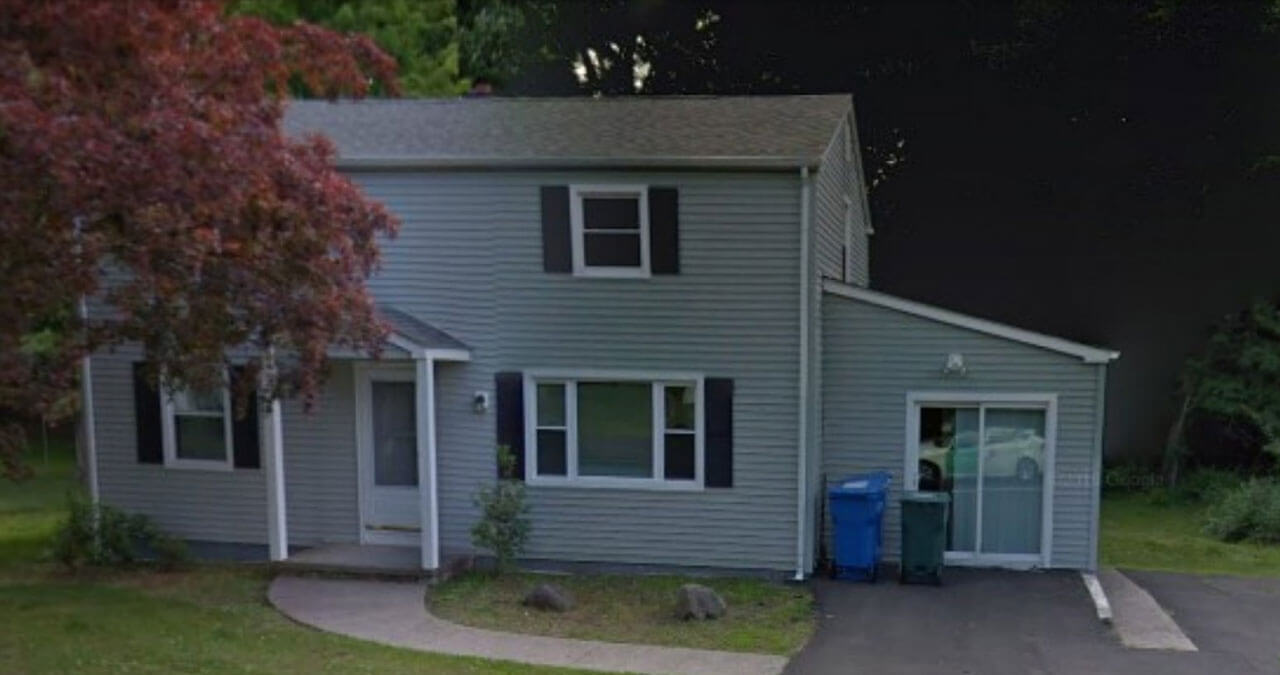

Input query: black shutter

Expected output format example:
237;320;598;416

704;378;733;488
540;186;572;273
230;367;260;469
133;362;163;464
649;187;679;274
495;371;525;480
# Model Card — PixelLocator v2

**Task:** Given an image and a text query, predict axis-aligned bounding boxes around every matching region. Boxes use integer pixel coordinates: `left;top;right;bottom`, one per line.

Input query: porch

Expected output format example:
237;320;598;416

261;306;470;573
276;543;426;578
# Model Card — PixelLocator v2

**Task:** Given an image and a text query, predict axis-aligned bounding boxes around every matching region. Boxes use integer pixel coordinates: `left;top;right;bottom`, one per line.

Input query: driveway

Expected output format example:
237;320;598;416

786;568;1265;674
1126;570;1280;673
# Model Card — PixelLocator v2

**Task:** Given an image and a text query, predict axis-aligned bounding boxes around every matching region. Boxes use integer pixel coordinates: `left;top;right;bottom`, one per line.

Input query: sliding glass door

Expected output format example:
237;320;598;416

914;401;1049;564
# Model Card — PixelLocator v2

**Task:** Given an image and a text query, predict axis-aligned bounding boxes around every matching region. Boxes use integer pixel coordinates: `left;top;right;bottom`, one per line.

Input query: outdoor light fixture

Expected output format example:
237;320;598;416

473;391;490;413
943;352;967;376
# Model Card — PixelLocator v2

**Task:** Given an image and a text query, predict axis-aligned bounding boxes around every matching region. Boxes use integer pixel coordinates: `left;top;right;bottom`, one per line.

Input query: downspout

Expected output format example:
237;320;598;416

795;166;813;581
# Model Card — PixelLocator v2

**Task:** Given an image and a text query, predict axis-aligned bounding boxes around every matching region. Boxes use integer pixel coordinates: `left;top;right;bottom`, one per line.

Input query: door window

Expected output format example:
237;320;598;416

371;381;417;486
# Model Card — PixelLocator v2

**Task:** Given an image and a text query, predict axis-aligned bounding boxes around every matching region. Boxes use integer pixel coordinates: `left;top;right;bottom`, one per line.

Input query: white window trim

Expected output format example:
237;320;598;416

523;369;704;490
569;184;651;278
902;391;1057;568
160;376;235;471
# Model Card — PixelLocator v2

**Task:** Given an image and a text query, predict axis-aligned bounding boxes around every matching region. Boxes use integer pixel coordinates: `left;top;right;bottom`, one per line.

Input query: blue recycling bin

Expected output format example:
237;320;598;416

829;471;891;581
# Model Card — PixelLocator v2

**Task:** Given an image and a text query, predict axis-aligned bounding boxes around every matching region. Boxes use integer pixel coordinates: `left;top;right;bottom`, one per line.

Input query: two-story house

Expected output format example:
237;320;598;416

79;95;1118;579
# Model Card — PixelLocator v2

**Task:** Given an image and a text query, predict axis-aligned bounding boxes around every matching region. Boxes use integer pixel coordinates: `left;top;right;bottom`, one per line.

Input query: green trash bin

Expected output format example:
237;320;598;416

900;491;950;585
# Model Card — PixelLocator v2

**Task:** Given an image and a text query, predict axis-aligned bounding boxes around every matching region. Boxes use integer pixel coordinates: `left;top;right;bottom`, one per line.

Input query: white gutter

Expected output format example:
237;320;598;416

77;296;99;504
794;166;813;581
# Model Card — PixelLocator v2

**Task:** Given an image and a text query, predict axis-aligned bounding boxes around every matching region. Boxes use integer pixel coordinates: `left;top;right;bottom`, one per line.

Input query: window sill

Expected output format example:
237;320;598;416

526;476;703;492
571;267;652;279
161;460;235;472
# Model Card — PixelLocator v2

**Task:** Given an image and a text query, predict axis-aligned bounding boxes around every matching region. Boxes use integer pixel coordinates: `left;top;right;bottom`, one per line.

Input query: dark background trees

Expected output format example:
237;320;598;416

485;0;1280;464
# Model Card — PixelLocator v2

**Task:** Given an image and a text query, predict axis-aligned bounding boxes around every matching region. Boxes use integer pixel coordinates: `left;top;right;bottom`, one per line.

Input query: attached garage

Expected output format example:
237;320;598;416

820;280;1118;571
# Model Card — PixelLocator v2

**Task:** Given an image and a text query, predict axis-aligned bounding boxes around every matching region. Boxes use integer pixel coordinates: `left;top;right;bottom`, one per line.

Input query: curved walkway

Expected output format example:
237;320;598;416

268;575;787;675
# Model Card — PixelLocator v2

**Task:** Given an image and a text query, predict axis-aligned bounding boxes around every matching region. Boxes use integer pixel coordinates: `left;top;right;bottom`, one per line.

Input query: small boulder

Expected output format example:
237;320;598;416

675;583;727;620
522;582;575;612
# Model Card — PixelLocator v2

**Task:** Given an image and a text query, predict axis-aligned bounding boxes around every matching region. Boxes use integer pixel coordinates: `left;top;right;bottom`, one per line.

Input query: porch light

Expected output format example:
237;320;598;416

473;390;490;413
943;353;967;377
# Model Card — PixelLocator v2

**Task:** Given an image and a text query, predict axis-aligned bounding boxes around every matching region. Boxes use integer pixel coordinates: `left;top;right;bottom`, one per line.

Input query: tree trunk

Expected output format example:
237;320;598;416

1162;392;1192;489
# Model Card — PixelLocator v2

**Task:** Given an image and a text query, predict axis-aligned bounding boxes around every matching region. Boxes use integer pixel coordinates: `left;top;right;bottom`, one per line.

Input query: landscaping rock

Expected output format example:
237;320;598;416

675;583;727;620
522;582;575;612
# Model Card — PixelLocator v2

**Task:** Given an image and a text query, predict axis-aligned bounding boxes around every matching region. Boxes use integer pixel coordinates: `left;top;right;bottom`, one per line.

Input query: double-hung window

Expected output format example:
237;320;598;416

526;372;702;488
569;185;650;277
161;379;234;470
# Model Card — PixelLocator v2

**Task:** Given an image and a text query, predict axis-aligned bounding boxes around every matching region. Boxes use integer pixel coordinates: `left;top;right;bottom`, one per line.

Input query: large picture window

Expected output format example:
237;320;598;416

569;185;650;277
161;379;234;470
525;372;702;488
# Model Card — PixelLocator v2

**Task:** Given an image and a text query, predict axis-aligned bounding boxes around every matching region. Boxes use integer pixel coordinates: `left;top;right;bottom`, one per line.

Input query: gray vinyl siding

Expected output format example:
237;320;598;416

91;345;267;543
812;115;869;288
282;361;359;545
350;170;805;572
821;293;1105;570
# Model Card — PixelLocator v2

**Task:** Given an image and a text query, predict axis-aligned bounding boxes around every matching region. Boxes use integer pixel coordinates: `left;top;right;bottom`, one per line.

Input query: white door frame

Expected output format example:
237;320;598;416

903;391;1057;569
354;362;421;547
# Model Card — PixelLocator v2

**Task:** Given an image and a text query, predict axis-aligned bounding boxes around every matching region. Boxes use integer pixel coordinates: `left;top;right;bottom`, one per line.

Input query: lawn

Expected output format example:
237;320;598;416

1100;490;1280;577
430;571;815;655
0;442;584;674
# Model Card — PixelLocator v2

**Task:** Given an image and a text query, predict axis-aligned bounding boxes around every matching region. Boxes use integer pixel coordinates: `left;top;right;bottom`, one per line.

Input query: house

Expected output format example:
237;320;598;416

79;95;1118;578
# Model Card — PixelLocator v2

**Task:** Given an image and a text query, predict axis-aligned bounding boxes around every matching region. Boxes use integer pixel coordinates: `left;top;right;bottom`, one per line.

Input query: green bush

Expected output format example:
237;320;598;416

470;445;530;574
1203;479;1280;543
50;493;189;569
1147;467;1242;506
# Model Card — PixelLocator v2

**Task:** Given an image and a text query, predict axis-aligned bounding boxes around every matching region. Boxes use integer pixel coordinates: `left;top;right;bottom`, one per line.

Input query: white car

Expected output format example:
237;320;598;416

918;428;1044;489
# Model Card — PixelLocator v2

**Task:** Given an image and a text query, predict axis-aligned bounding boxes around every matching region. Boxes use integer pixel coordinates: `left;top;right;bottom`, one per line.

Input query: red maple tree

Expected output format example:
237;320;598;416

0;0;401;478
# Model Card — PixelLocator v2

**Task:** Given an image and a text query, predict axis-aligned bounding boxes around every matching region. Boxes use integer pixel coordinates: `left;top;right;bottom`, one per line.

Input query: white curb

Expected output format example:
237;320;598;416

1081;571;1113;624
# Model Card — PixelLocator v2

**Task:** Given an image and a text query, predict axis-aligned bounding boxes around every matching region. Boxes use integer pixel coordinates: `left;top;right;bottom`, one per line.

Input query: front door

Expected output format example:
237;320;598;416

357;366;420;545
909;398;1054;567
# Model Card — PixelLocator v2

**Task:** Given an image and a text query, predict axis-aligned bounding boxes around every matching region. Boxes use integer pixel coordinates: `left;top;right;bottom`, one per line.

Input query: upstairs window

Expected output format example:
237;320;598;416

569;185;650;277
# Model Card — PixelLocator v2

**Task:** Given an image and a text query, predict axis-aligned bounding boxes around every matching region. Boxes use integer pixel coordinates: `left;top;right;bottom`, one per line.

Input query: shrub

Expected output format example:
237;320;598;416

470;445;530;574
1146;467;1242;506
51;493;189;569
1203;479;1280;543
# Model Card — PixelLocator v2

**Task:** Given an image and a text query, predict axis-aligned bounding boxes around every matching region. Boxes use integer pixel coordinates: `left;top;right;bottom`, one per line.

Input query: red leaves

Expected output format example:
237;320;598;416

0;0;400;476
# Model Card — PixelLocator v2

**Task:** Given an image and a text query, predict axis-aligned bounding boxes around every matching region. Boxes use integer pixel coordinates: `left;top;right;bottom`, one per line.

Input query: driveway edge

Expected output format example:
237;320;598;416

1080;571;1113;623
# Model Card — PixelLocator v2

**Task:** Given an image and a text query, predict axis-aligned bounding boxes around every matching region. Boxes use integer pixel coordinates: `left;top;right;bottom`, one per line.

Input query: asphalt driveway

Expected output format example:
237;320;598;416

786;568;1269;674
1126;570;1280;673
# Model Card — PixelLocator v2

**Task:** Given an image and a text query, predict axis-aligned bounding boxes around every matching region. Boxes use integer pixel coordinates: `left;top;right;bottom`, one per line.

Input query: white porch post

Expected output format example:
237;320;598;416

415;355;440;570
262;395;288;561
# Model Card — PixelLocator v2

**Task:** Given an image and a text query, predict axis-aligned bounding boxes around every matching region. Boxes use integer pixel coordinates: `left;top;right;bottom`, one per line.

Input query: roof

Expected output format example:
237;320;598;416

822;280;1120;364
379;306;469;360
282;95;853;170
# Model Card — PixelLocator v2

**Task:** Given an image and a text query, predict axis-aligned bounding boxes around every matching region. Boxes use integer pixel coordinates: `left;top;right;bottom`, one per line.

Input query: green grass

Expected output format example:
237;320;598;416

430;571;815;655
0;443;585;674
1101;490;1280;577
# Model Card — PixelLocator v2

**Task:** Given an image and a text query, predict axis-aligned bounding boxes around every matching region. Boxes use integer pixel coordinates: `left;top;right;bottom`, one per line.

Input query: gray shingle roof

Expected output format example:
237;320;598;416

379;306;469;353
283;95;852;169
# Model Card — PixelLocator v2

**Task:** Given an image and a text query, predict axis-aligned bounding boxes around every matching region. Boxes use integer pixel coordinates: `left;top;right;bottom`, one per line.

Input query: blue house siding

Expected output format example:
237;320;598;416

353;170;805;572
821;292;1106;570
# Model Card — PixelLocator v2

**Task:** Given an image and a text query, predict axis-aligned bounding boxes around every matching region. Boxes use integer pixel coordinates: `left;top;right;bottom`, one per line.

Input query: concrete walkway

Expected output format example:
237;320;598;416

268;575;787;675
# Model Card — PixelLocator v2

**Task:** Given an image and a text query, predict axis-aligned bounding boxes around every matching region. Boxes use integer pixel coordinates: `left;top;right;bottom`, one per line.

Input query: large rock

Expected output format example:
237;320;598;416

522;582;575;612
675;583;727;620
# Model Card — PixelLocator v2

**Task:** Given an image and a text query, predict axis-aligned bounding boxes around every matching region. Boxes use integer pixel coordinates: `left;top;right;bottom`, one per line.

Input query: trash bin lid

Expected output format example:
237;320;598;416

829;471;891;496
901;490;951;503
